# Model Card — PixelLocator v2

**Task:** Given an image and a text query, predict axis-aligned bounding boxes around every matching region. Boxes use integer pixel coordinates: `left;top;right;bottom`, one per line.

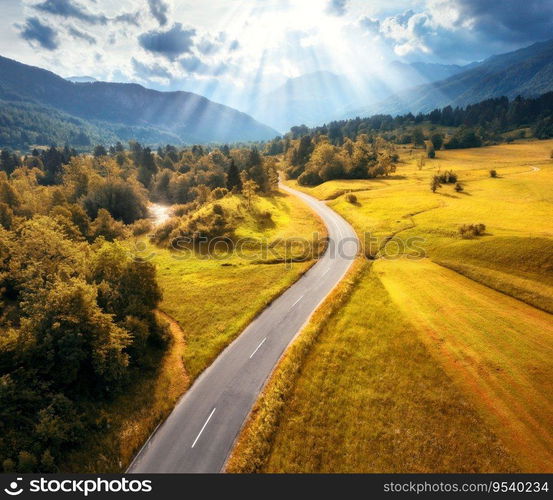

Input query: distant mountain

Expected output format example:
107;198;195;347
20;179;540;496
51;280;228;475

0;56;278;148
66;76;97;83
246;71;356;133
348;39;553;118
250;63;465;132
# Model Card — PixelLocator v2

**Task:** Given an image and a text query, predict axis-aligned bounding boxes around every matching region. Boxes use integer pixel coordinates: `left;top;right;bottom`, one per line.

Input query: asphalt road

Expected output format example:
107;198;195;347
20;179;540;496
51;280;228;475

127;183;359;473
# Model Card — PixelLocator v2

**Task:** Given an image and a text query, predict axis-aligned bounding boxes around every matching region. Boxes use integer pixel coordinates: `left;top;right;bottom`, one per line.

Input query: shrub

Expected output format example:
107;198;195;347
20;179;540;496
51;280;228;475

436;170;458;184
490;169;498;178
17;451;37;473
459;223;486;239
297;170;323;186
345;193;357;204
168;207;236;245
427;144;436;159
431;176;441;193
2;459;16;473
130;218;153;236
90;209;127;241
151;217;180;246
211;187;229;200
171;202;198;217
259;210;273;221
455;182;464;192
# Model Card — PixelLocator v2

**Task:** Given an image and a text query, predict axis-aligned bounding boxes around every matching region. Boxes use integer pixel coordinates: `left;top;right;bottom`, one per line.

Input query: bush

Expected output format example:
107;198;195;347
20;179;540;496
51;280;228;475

455;182;464;192
297;170;323;186
459;223;486;239
259;210;273;221
90;209;127;241
171;202;198;217
151;217;180;246
445;128;482;149
490;169;498;178
427;144;436;159
168;207;237;245
130;218;153;236
436;170;458;184
345;193;357;204
2;459;16;473
17;451;37;473
211;187;229;200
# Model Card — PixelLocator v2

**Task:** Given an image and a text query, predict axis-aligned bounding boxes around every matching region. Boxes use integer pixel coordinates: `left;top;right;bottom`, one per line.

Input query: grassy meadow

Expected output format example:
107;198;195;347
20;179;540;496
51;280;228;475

61;191;325;472
230;139;553;473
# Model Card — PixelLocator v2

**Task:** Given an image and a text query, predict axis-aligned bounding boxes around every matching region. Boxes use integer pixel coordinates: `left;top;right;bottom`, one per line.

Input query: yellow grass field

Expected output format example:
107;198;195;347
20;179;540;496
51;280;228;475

61;191;325;472
232;139;553;472
374;258;553;472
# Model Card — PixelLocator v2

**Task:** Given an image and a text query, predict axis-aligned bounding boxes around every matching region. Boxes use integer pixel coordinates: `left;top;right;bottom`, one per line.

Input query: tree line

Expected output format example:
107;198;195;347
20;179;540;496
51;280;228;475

279;92;553;148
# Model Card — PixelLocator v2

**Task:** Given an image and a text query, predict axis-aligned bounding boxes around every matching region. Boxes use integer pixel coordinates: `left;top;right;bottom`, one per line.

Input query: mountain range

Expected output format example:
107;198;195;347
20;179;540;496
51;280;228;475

0;55;278;148
347;38;553;118
1;37;553;149
246;62;465;132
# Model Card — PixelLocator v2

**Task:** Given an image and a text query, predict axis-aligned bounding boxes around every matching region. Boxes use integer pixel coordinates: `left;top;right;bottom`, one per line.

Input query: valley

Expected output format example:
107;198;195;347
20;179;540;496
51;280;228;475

1;7;553;477
228;139;553;473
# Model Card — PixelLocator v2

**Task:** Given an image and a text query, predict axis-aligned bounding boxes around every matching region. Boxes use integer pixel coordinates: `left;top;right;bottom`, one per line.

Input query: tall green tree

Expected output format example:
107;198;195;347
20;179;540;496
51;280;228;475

226;159;242;192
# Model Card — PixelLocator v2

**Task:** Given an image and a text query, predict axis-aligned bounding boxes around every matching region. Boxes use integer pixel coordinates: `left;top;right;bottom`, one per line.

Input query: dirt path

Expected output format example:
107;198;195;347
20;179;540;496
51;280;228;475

374;258;553;472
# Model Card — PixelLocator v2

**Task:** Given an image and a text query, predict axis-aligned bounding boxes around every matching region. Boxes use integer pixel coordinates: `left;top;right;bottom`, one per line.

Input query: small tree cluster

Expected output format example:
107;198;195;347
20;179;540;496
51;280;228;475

435;170;458;184
459;223;486;239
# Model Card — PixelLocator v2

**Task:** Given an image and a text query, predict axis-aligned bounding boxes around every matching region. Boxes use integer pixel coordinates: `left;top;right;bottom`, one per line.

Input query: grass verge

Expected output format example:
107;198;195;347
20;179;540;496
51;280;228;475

225;258;366;473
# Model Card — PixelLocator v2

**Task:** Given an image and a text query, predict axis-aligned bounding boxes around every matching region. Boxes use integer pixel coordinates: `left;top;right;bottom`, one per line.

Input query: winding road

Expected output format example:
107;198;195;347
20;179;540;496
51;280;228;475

128;183;359;473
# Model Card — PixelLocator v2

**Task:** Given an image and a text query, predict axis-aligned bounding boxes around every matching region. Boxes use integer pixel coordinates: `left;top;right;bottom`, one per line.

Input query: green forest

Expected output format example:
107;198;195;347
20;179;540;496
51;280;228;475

0;141;279;472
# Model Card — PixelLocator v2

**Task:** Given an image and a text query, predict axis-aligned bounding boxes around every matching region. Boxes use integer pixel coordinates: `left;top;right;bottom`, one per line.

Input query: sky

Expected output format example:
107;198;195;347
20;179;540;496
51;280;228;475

2;0;553;109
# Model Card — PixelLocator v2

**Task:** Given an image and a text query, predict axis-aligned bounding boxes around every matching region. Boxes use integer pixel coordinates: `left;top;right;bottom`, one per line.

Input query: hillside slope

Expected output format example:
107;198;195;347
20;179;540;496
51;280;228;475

348;39;553;117
0;55;278;147
249;63;465;132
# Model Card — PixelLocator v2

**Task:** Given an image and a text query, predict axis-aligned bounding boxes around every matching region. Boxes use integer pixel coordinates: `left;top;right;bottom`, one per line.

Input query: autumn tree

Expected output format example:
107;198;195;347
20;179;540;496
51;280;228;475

240;171;259;209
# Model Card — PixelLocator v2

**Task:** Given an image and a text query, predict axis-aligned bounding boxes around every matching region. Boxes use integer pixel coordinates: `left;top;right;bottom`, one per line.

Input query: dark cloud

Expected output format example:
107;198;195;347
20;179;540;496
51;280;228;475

114;12;140;26
197;38;219;55
180;56;229;76
34;0;140;26
179;55;209;73
67;26;96;44
35;0;108;25
363;2;553;63
148;0;169;26
326;0;348;17
139;23;196;60
17;17;59;50
132;58;172;80
450;0;553;43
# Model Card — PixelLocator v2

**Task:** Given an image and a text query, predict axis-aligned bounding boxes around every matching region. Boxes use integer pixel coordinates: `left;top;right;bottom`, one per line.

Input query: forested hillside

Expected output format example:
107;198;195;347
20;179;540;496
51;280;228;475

281;92;553;148
0;56;278;149
0;140;282;472
348;38;553;117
